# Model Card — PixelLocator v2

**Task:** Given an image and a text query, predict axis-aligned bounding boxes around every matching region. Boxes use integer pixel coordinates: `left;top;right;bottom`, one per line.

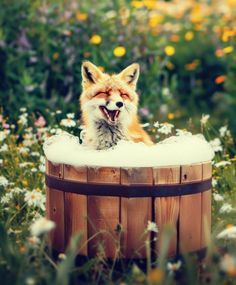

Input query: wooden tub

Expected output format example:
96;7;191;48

45;159;212;259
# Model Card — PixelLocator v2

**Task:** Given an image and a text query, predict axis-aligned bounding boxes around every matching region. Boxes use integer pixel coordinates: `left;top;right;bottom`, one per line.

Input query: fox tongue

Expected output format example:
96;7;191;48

107;110;117;122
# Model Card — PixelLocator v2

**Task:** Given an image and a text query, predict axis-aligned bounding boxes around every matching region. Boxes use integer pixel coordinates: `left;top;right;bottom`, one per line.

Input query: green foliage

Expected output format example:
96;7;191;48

0;109;236;284
0;0;236;135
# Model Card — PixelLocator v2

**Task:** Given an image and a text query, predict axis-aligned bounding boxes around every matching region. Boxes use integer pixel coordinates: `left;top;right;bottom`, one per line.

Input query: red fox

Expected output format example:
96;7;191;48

80;61;153;150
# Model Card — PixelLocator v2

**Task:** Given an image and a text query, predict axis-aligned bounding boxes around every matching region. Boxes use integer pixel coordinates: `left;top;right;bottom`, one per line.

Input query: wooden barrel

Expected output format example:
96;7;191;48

45;159;212;259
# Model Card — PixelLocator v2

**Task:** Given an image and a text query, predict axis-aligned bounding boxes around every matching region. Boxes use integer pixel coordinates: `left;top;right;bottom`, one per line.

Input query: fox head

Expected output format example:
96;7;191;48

80;61;140;127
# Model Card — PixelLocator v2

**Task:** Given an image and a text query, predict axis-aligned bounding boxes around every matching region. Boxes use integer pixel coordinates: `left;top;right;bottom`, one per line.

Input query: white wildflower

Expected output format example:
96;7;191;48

159;104;168;114
213;193;224;202
66;113;75;119
20;107;27;112
219;126;230;138
31;168;37;173
215;161;231;168
167;260;182;274
39;164;46;173
19;147;30;154
49;128;56;134
25;277;35;285
200;114;210;125
209;138;223;152
58;253;67;260
31;152;40;157
56;110;62;114
60;118;76;128
176;129;192;136
147;221;158;233
24;189;46;211
217;226;236;239
219;203;233;214
19;162;33;168
0;159;3;165
220;254;236;274
0;176;9;187
11;187;25;194
0;144;8;152
162;87;171;97
153;121;160;128
212;178;218;187
1;195;10;204
27;236;40;246
158;123;174;135
30;217;55;237
0;131;7;141
141;123;150;128
18;113;28;125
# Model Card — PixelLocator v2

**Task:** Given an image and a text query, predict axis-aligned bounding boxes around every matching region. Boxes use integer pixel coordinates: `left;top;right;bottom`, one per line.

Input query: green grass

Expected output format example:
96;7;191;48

0;109;236;285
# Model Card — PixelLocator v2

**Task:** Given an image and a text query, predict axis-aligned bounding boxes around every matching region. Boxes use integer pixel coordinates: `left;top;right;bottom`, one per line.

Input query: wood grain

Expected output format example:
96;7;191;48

48;188;65;252
47;160;63;178
154;166;180;256
179;163;202;253
64;164;88;255
87;167;120;258
120;167;152;258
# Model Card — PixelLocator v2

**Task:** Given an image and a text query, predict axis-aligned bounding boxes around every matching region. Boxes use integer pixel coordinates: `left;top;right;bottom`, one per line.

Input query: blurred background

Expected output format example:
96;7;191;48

0;0;235;135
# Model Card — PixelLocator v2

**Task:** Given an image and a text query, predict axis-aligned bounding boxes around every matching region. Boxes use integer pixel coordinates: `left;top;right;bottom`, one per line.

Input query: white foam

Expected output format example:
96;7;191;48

43;133;214;167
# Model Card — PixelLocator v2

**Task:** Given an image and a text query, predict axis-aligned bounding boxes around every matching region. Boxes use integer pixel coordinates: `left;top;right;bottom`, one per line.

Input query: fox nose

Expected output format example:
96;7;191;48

116;101;123;108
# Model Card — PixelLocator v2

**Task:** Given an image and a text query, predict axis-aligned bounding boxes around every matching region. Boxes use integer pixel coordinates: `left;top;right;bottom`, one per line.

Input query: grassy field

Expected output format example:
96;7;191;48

0;109;236;284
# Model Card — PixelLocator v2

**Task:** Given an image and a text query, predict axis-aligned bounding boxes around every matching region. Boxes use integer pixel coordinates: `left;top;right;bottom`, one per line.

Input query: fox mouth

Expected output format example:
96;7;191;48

99;106;120;125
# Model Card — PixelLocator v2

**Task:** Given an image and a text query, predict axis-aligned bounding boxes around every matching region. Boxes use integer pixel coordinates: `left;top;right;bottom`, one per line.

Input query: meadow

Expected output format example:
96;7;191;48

0;0;236;284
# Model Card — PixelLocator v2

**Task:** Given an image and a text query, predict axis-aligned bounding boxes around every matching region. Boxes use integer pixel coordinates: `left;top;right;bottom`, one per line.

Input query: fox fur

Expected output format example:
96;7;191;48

80;61;153;150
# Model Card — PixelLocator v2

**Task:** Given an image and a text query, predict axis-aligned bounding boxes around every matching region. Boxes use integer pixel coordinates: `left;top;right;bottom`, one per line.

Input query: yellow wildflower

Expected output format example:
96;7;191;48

222;30;234;42
113;46;126;57
185;31;194;41
148;268;164;283
223;46;234;54
53;53;59;60
131;1;144;9
166;61;175;70
76;12;88;21
164;45;175;56
144;0;157;9
20;246;26;253
149;15;164;28
16;204;20;211
168;113;175;120
89;34;102;45
22;180;28;187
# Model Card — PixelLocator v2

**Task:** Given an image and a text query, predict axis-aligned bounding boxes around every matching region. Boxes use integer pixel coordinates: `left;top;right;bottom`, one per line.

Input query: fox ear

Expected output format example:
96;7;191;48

118;63;140;89
81;61;103;88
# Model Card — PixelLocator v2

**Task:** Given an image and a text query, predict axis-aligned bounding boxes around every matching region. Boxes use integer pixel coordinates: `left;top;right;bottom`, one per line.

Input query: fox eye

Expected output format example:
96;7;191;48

120;93;130;99
93;92;108;98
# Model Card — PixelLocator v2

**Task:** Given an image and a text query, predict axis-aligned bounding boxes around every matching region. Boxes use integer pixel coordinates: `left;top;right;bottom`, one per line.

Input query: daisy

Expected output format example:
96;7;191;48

30;217;55;237
147;221;158;233
217;225;236;239
60;118;76;128
0;176;9;187
24;189;46;211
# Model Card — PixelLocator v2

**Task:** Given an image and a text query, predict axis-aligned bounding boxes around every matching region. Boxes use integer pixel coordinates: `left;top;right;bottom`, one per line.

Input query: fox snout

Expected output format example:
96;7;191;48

116;101;123;108
105;98;124;110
